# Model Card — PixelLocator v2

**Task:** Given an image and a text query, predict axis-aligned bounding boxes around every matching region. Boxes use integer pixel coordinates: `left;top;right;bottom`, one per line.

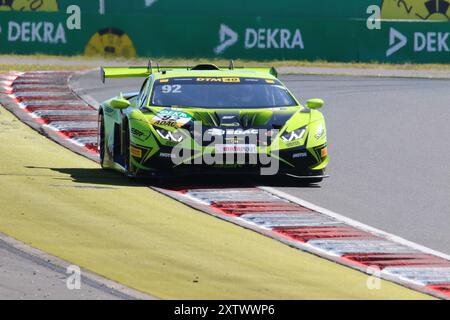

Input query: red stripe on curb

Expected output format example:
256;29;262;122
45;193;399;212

59;129;98;138
50;129;98;151
55;127;98;133
39;115;98;123
16;95;76;102
14;77;70;82
212;201;305;208
211;206;310;216
210;201;312;216
342;253;450;269
12;81;66;86
20;72;73;76
273;226;378;243
426;284;450;297
24;104;92;111
84;143;99;152
13;87;70;93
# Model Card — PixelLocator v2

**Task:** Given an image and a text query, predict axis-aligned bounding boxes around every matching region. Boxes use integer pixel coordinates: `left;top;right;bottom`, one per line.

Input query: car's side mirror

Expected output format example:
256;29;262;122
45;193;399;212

306;98;324;109
110;98;131;109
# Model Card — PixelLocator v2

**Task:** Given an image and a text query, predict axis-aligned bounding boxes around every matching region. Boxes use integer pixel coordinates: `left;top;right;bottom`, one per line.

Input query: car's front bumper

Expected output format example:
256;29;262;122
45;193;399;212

129;143;328;179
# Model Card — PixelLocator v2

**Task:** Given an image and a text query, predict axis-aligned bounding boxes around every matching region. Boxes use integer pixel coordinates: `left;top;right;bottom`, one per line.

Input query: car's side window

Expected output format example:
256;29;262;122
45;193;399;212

139;77;153;107
136;79;148;107
141;79;152;107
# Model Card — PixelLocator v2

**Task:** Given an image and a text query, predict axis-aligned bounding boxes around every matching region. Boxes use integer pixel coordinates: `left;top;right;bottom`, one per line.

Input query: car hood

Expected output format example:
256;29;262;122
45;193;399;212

145;106;310;131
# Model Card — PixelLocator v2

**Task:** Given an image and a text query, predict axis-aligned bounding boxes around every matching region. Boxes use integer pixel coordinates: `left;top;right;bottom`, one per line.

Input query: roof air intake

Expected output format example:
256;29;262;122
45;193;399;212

191;64;220;71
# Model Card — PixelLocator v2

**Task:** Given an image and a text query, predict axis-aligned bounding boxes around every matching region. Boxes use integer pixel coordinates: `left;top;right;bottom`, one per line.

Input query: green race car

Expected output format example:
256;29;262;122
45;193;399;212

98;63;328;182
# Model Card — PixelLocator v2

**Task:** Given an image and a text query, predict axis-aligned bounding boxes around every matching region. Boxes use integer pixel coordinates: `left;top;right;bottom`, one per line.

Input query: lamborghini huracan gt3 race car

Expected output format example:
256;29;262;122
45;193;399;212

98;63;328;181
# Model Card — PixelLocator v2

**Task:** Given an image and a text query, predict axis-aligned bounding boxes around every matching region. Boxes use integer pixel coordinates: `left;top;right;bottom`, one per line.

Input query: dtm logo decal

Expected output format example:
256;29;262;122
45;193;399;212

386;27;450;57
214;24;305;55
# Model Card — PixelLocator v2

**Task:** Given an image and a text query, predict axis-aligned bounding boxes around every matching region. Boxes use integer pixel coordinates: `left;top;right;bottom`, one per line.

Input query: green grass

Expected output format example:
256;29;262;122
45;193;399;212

1;53;450;72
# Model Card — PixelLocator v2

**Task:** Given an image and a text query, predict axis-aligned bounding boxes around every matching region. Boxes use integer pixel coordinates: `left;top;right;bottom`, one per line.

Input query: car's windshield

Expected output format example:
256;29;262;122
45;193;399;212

150;77;297;108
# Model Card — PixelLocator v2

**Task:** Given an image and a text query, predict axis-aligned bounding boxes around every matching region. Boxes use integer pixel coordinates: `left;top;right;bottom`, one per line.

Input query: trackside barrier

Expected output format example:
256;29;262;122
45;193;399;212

1;0;450;63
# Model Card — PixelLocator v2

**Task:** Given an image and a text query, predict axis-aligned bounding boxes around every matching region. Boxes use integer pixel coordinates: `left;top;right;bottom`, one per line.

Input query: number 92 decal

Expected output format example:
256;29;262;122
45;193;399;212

161;84;182;93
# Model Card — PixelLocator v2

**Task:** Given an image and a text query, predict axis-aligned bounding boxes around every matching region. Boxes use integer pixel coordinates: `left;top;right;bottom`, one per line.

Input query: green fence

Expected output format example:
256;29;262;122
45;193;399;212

1;0;450;63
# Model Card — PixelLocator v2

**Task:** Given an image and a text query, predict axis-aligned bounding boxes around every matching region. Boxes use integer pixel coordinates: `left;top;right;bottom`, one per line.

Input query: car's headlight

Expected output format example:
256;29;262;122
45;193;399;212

315;124;325;139
281;127;306;142
155;128;184;142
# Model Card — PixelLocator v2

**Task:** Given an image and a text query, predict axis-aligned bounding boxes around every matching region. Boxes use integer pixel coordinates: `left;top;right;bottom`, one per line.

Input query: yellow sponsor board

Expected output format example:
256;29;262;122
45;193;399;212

0;0;58;11
381;0;450;21
85;28;136;58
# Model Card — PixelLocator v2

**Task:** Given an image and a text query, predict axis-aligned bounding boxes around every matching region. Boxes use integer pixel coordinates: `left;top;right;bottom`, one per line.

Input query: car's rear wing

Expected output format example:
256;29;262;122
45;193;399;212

100;61;278;83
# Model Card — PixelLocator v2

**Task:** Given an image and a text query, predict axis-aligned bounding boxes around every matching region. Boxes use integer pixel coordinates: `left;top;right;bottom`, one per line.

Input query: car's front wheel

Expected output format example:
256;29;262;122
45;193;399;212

98;112;107;168
123;124;136;178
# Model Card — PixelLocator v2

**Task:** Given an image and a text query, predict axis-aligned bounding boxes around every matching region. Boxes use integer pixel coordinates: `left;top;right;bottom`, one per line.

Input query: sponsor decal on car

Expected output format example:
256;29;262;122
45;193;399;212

292;152;307;159
131;127;144;137
130;146;142;158
215;144;257;154
284;140;303;148
196;77;240;82
150;109;192;127
159;152;176;159
206;128;259;136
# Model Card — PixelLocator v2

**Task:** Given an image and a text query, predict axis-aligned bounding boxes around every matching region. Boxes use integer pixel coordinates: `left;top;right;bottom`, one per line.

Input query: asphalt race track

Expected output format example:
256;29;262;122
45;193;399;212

0;238;121;299
71;71;450;255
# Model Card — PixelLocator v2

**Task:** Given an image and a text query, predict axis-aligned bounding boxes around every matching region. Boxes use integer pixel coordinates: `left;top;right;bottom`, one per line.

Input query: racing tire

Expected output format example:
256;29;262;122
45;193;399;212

99;113;107;168
123;123;136;178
